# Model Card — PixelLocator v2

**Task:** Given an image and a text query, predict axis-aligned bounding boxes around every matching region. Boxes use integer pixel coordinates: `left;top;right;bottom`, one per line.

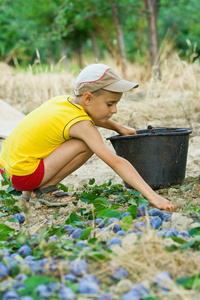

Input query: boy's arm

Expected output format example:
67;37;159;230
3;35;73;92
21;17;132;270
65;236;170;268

69;121;175;212
95;119;137;136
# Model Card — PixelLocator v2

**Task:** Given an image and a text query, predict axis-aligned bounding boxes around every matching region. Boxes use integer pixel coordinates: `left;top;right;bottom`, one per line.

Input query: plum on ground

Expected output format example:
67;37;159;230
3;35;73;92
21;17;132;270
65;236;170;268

0;262;10;278
111;267;128;280
17;245;32;256
71;228;83;239
2;291;20;300
78;279;100;294
13;213;25;224
107;237;122;247
69;259;88;275
57;287;75;300
134;222;146;231
150;216;163;229
136;205;147;217
148;209;165;219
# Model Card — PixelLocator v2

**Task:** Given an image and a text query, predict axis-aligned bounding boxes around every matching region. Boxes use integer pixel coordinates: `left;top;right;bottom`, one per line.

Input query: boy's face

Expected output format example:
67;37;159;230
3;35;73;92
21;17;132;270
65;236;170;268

85;90;122;123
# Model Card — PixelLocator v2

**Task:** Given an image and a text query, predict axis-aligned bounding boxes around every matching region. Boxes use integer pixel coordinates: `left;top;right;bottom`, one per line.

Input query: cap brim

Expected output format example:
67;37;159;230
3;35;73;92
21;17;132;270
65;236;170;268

103;79;139;93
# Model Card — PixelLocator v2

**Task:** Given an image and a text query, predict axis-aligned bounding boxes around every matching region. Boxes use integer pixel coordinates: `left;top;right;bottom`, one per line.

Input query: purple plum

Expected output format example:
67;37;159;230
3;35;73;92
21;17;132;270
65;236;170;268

78;279;100;294
116;230;126;236
0;262;10;278
57;287;75;300
111;267;128;280
18;245;32;256
108;217;120;225
165;228;178;237
64;273;78;283
148;208;165;219
150;216;162;229
2;291;20;300
99;294;113;300
136;205;147;217
107;237;122;247
71;228;83;239
134;221;146;231
13;213;25;224
69;259;88;275
121;212;131;218
153;271;171;291
178;231;190;238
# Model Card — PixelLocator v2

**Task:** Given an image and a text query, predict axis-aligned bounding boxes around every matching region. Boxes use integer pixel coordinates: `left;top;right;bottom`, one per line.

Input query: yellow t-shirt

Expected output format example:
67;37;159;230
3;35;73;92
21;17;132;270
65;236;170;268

0;95;93;176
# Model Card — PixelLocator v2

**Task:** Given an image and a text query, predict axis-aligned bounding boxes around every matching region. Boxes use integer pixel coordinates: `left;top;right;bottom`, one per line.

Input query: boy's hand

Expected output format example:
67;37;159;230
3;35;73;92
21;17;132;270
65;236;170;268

117;125;137;136
148;195;175;212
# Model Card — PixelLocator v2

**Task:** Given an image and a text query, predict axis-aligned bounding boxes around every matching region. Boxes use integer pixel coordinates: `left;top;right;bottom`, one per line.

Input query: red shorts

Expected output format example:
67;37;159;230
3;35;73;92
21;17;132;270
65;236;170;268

0;160;45;191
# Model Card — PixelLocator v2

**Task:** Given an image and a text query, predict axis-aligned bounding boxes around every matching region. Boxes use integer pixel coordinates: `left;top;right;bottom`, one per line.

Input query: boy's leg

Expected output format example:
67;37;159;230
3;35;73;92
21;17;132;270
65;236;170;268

31;138;93;201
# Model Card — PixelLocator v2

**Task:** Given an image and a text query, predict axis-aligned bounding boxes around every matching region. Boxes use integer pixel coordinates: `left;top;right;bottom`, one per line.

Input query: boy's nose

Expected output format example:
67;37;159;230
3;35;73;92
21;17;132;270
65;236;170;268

111;105;117;114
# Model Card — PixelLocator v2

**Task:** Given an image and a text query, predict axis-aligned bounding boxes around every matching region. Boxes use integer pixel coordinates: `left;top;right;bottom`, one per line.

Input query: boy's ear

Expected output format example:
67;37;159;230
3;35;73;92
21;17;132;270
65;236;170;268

82;92;93;105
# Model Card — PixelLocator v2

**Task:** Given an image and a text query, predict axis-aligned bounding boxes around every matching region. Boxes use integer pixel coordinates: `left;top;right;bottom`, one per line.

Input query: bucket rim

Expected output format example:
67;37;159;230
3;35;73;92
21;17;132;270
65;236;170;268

106;127;192;141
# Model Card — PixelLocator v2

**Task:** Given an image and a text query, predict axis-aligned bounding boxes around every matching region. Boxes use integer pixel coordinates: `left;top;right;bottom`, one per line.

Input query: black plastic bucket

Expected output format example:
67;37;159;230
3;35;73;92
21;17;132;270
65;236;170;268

107;126;192;190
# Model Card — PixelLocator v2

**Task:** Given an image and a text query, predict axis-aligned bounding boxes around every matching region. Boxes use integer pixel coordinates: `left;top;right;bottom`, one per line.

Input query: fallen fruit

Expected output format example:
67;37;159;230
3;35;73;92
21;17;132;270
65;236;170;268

71;228;83;239
17;245;32;256
78;279;100;294
153;271;171;291
13;213;25;224
178;231;190;238
134;221;146;231
69;259;88;275
107;237;122;247
148;208;164;219
150;216;162;229
136;205;147;217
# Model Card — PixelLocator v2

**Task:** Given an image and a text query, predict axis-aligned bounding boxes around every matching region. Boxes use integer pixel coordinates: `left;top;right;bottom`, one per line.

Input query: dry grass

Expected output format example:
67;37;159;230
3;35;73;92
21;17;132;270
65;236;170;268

93;229;200;299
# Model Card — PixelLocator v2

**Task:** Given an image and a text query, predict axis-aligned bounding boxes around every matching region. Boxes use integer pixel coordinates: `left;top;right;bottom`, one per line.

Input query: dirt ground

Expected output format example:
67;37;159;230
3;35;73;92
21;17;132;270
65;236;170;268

0;90;200;233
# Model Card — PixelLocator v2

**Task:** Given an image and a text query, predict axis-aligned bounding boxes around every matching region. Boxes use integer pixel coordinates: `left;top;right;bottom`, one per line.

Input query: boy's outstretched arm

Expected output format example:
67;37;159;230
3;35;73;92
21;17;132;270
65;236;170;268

69;121;175;212
95;119;137;135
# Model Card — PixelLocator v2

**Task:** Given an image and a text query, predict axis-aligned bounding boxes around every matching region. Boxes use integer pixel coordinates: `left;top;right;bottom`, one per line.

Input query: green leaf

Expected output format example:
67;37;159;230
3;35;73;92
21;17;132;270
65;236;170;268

128;197;137;205
192;206;200;213
87;251;108;260
57;183;68;192
127;205;137;218
6;217;20;224
91;197;109;211
65;212;80;224
185;185;194;191
1;180;9;187
176;273;200;289
20;276;56;295
121;215;133;231
0;223;15;240
138;196;149;206
186;199;193;211
188;227;200;236
110;203;121;210
89;178;95;185
97;209;121;220
4;198;15;206
81;227;93;239
107;179;112;186
0;212;8;218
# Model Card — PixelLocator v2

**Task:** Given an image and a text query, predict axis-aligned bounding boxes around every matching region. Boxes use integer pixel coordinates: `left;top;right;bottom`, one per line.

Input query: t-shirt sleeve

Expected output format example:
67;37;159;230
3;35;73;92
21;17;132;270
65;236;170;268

63;115;94;140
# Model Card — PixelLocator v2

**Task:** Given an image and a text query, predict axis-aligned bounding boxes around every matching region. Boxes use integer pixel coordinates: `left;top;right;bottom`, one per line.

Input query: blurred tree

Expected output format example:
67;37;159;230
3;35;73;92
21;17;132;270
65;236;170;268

0;0;199;67
143;0;159;66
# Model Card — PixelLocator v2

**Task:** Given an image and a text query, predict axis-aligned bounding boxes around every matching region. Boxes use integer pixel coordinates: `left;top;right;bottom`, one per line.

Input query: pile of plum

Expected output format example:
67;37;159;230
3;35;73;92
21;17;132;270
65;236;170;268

0;205;191;300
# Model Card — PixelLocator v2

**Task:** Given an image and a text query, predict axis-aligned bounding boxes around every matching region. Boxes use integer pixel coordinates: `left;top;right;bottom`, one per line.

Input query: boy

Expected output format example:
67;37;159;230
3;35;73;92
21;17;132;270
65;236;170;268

0;64;174;211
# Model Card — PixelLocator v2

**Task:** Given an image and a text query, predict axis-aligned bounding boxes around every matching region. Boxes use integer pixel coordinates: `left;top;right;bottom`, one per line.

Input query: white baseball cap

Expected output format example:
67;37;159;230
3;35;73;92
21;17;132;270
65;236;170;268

74;63;139;96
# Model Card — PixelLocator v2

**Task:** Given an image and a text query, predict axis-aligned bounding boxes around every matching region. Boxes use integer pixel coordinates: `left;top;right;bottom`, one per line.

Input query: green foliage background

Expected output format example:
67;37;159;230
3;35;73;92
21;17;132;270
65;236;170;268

0;0;199;66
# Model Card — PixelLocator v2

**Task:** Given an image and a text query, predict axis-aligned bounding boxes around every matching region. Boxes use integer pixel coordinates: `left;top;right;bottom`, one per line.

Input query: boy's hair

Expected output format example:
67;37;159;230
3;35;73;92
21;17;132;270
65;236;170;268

74;64;138;96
